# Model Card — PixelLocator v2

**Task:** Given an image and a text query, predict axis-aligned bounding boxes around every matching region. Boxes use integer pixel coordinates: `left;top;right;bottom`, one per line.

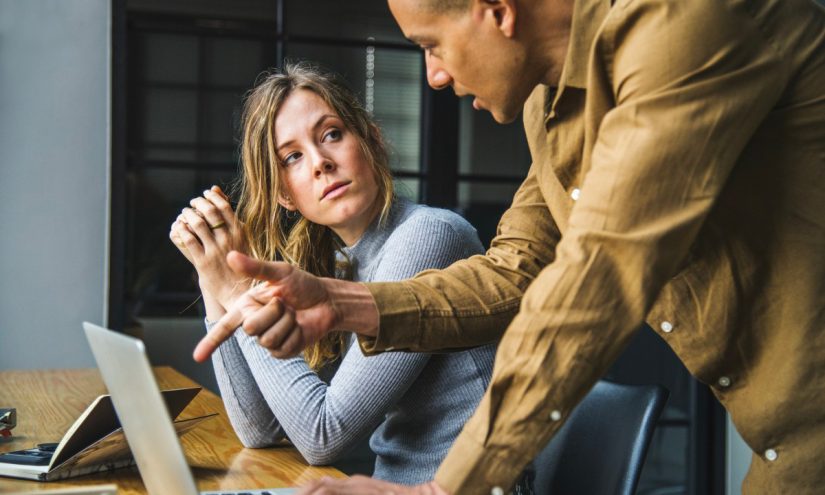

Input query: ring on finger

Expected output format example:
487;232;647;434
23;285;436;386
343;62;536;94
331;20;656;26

209;221;226;230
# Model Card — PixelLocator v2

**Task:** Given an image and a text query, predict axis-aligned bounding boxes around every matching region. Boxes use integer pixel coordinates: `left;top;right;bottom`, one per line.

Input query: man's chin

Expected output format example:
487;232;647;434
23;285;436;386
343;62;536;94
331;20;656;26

489;107;520;124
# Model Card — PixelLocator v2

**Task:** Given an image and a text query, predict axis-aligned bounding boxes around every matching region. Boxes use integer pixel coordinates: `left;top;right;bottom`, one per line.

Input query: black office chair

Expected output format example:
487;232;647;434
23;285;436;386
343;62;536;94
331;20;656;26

532;380;669;495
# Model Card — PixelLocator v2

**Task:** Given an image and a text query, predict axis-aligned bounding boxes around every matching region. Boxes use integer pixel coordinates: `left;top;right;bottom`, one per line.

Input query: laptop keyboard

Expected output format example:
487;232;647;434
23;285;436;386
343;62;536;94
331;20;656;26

200;489;295;495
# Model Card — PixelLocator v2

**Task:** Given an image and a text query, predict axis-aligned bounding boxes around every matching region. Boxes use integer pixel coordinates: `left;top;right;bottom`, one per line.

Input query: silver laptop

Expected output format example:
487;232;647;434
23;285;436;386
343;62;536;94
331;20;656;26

83;322;296;495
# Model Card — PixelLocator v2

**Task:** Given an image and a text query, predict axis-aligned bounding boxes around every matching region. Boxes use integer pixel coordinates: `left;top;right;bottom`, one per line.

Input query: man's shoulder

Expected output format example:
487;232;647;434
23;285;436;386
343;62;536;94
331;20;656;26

599;0;736;37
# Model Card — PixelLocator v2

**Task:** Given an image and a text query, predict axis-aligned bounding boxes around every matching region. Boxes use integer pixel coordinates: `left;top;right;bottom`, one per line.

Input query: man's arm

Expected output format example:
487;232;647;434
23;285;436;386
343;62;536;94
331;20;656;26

360;161;560;353
433;0;788;491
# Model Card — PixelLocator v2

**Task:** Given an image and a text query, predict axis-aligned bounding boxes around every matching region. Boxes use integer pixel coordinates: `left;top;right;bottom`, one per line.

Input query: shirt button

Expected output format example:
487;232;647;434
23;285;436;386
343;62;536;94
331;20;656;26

718;376;731;388
765;449;778;461
571;188;581;201
491;487;505;495
660;321;674;333
550;410;562;421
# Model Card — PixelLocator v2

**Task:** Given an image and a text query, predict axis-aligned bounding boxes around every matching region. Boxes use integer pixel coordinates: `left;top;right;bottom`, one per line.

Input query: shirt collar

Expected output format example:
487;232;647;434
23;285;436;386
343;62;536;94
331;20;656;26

543;0;611;124
561;0;612;90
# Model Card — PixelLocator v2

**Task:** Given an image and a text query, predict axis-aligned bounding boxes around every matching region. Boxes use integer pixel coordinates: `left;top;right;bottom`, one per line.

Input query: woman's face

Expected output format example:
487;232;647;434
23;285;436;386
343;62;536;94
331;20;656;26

274;89;381;246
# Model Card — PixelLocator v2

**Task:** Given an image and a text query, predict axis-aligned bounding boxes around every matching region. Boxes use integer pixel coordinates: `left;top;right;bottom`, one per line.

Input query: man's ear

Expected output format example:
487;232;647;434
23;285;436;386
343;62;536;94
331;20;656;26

277;193;297;211
472;0;517;38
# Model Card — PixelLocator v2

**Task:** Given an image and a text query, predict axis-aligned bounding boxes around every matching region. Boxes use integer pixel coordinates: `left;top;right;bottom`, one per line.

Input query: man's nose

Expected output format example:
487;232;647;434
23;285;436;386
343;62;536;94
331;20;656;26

425;55;452;90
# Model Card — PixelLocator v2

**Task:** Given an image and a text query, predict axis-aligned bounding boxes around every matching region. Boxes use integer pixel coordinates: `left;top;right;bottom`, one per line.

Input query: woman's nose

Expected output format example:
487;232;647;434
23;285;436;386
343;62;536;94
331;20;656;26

314;159;335;177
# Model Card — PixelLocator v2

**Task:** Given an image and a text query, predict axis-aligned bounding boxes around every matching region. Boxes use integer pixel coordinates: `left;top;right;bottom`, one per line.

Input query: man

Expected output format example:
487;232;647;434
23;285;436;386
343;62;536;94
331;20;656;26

195;0;825;493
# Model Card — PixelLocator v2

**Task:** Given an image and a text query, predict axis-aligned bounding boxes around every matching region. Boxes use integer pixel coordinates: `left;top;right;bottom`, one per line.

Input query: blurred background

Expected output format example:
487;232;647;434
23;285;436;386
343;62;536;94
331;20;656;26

0;0;750;492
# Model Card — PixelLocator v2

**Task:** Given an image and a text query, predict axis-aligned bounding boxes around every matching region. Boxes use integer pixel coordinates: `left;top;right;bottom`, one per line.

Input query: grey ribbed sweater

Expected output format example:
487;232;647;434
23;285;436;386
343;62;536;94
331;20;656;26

208;199;496;484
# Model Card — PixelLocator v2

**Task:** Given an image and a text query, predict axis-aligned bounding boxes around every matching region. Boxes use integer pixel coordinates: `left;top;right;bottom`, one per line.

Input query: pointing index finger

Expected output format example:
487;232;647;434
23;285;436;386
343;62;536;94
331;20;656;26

193;306;244;362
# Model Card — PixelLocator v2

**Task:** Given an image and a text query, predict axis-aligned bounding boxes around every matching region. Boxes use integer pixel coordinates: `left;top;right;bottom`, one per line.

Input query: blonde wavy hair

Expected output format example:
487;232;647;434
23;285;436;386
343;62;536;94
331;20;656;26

235;62;395;370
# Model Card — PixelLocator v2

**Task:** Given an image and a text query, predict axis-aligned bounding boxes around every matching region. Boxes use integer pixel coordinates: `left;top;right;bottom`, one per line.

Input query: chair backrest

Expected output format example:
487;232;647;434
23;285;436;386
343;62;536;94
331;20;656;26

532;380;668;495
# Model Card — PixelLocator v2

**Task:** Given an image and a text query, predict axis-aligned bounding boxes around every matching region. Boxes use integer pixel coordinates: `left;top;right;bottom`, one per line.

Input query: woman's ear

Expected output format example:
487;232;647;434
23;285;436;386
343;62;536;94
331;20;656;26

277;193;297;211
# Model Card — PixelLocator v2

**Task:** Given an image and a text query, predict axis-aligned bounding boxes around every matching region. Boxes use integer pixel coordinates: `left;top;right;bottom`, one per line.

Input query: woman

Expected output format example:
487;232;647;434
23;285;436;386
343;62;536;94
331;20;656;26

169;63;523;487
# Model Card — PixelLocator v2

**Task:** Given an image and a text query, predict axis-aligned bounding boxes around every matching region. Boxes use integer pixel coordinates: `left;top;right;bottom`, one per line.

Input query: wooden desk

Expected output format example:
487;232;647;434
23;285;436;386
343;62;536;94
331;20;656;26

0;367;345;493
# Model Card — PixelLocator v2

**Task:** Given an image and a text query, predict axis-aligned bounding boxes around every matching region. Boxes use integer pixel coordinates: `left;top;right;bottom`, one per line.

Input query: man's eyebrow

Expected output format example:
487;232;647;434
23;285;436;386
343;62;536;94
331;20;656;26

277;114;339;152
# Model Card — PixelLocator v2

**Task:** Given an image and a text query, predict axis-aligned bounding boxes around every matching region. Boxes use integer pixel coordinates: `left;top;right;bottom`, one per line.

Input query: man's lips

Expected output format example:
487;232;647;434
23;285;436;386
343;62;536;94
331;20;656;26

453;90;483;111
322;181;351;200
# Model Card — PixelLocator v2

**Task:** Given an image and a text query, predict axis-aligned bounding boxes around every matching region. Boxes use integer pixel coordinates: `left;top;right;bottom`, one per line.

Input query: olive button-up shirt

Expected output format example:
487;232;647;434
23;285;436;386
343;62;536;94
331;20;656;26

360;0;825;492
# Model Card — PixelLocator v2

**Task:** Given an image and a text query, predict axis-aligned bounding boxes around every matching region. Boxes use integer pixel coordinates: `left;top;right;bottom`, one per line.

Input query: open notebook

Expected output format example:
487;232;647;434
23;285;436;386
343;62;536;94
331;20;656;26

0;387;214;481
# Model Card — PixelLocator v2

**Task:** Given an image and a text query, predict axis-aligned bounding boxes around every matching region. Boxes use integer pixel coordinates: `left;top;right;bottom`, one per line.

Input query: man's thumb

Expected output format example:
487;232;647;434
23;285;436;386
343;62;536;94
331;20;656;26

226;251;293;282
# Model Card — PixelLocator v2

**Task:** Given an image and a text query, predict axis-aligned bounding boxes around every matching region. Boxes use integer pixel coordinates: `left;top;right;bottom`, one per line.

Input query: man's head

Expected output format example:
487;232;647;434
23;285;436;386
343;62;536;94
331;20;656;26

389;0;571;123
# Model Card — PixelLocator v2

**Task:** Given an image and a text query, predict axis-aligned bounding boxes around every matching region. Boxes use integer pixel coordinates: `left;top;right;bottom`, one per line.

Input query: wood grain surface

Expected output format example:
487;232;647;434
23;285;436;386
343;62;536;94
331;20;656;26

0;367;345;493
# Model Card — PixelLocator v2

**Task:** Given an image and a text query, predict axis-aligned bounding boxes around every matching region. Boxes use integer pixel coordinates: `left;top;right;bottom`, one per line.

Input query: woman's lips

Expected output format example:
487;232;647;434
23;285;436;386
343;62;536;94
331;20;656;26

322;181;351;200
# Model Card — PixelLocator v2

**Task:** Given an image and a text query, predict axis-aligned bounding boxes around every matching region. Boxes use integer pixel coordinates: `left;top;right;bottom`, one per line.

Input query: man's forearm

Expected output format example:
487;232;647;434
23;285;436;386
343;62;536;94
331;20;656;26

355;165;560;354
326;278;380;337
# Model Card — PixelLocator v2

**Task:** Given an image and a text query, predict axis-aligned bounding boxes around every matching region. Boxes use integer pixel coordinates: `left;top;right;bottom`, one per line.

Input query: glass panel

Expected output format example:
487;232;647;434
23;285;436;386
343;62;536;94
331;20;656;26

139;147;236;165
134;31;270;166
286;0;406;43
457;181;520;209
372;48;421;174
204;37;269;88
142;147;198;163
287;43;422;174
394;178;420;203
142;88;198;144
458;97;531;178
201;149;238;165
128;0;279;22
202;88;244;146
637;426;689;494
456;181;520;247
138;32;199;84
125;168;238;318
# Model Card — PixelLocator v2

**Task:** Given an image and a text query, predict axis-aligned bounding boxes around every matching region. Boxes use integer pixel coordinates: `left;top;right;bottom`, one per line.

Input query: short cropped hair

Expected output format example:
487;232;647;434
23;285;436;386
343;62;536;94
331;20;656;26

421;0;471;14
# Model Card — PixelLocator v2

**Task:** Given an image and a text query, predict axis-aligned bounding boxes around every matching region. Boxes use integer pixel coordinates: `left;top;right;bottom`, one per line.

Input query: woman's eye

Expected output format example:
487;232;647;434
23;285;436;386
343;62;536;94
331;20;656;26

323;129;342;142
283;152;302;165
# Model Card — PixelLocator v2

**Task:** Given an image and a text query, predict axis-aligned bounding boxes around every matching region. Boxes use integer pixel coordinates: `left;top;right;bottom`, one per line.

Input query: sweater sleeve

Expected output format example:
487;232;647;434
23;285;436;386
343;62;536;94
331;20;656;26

214;207;485;464
208;324;285;448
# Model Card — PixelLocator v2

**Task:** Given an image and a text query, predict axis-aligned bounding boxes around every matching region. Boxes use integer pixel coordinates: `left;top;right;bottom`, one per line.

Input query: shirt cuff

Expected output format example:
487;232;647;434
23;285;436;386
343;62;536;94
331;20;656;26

357;281;421;355
435;426;532;494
